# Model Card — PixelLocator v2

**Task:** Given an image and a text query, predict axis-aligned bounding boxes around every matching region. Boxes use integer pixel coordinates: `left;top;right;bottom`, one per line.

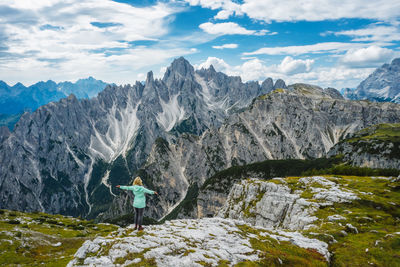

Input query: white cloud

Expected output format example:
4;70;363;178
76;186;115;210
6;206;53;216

212;43;238;49
278;56;314;75
197;57;232;73
333;24;400;42
199;22;267;36
3;0;66;10
214;10;233;20
238;58;272;81
185;0;400;22
243;42;374;56
185;0;242;19
1;46;195;85
340;46;396;67
196;56;315;82
195;56;373;89
0;0;192;85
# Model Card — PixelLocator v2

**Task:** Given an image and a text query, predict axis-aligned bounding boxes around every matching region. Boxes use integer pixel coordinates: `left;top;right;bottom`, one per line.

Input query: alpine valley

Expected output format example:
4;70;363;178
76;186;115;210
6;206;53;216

1;57;400;266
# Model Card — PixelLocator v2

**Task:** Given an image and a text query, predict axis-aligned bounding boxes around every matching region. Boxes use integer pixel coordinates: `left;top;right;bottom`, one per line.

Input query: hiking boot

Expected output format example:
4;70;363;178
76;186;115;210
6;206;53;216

134;225;138;230
138;226;144;231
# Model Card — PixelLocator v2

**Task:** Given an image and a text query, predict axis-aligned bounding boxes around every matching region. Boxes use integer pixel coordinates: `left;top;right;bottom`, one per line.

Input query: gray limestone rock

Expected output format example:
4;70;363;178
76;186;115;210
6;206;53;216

217;179;319;230
0;126;10;143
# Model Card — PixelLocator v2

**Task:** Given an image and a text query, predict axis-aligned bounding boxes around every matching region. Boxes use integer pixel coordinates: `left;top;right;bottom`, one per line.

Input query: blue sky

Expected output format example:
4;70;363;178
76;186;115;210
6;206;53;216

0;0;399;89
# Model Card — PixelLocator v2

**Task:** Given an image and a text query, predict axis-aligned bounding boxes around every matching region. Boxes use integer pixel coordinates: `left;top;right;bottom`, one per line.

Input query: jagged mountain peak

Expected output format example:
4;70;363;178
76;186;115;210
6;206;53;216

0;81;10;93
208;64;216;73
146;70;155;85
163;57;194;82
12;82;25;88
260;78;274;94
343;57;400;103
171;56;193;70
274;78;287;89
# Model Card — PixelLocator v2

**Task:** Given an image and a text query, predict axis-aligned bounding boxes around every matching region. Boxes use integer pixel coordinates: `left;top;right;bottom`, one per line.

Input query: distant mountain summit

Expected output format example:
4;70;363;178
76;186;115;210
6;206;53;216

344;58;400;103
0;77;108;129
0;77;108;115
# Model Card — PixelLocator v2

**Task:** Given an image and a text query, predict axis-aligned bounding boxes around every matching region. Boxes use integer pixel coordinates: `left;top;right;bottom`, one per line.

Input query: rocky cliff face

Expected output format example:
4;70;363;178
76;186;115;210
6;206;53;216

328;123;400;169
345;58;400;103
0;57;280;219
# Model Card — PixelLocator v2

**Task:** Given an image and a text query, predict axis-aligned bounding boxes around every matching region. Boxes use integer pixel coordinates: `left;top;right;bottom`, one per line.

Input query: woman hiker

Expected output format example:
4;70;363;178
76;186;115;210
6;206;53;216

116;176;158;231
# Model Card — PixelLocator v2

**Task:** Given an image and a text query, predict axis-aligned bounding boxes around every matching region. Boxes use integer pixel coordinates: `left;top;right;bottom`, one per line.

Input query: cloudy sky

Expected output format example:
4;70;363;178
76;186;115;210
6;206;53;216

1;0;400;89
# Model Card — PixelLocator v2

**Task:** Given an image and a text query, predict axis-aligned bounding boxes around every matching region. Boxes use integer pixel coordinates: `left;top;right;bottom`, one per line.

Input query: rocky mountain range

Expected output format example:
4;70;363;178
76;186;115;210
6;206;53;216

0;57;286;220
0;77;108;130
0;77;108;114
342;58;400;103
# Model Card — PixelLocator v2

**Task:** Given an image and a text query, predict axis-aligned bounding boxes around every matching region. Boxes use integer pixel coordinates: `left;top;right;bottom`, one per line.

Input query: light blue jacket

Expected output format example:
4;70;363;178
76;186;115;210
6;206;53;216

120;185;155;208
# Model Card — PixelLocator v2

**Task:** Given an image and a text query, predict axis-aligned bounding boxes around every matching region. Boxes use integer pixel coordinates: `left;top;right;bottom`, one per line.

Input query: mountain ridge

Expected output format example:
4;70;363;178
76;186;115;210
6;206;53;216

0;57;285;220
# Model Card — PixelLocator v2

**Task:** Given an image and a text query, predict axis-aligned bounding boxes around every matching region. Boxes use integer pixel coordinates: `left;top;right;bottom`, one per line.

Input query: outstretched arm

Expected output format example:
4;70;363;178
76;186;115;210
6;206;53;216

117;185;133;190
143;187;157;195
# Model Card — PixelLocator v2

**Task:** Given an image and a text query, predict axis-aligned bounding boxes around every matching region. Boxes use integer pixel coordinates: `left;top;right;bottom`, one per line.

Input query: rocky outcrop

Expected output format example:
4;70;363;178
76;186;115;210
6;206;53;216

328;123;400;169
67;217;329;266
217;177;359;230
218;179;319;230
345;58;400;103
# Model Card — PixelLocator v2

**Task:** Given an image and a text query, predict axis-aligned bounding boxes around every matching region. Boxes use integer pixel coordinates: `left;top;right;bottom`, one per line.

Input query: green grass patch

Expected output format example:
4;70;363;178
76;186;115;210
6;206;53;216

0;209;118;266
347;123;400;143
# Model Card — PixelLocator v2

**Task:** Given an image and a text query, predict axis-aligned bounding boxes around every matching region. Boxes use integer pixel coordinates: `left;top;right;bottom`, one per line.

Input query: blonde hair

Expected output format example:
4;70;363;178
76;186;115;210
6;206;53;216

133;176;143;186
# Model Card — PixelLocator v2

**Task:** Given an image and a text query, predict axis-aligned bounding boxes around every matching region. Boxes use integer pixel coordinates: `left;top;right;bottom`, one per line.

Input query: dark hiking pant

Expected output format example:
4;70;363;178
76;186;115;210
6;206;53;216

135;207;144;226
